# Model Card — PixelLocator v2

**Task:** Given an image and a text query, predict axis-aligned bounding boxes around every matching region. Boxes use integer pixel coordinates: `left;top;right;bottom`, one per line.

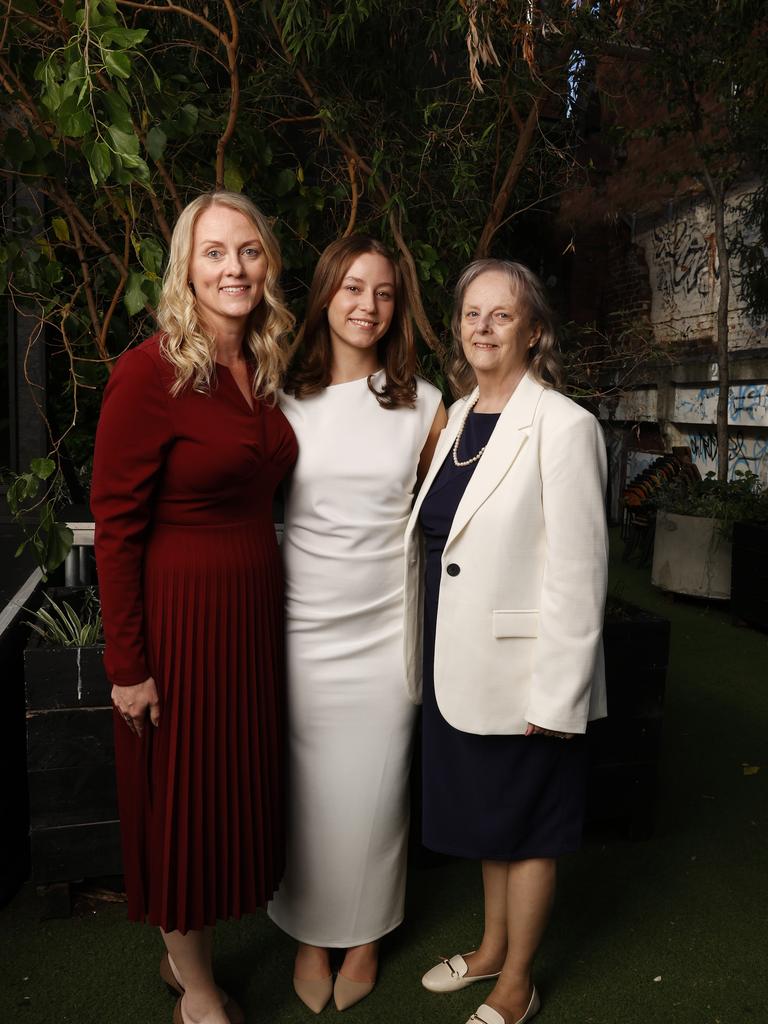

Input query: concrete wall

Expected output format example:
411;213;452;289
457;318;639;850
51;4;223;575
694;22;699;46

597;183;768;490
636;183;766;349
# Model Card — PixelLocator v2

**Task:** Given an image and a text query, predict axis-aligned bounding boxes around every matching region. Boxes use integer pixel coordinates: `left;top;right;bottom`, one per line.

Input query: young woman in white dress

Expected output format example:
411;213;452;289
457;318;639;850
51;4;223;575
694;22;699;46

269;235;445;1013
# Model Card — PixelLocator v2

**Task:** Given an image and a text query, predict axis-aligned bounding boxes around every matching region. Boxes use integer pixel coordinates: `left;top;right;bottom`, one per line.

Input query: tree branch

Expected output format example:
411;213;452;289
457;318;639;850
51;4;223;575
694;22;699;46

341;156;359;237
475;91;545;258
215;0;240;189
63;209;103;348
115;0;228;46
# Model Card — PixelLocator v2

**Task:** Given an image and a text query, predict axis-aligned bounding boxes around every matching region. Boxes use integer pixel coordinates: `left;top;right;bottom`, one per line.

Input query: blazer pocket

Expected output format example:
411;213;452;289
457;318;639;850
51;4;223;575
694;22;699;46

492;610;539;638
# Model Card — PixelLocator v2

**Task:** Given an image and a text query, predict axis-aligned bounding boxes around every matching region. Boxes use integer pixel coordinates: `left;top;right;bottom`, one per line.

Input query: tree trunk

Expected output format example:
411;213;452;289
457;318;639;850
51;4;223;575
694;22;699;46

709;181;730;484
474;93;544;259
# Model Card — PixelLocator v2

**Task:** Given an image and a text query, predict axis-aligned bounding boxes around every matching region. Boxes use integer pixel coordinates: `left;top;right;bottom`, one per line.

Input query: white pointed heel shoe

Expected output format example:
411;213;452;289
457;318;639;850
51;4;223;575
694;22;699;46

422;953;502;993
466;986;541;1024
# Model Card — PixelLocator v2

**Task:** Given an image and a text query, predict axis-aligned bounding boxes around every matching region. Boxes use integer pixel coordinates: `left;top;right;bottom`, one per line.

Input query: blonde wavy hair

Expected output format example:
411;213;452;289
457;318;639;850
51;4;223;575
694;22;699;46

157;191;294;399
448;258;564;397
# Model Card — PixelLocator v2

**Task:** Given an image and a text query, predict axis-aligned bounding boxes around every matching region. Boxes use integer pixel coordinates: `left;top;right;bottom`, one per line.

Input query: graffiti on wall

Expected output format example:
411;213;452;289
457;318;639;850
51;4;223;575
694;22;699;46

684;429;768;483
651;219;713;306
673;383;768;427
642;186;765;338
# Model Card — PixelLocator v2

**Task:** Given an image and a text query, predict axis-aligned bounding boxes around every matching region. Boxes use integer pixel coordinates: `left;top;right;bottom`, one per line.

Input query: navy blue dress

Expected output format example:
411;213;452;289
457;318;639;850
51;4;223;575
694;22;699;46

419;411;586;860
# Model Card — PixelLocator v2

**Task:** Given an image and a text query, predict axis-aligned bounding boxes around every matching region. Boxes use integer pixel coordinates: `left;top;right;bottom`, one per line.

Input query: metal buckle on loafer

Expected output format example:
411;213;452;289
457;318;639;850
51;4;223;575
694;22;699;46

441;956;461;978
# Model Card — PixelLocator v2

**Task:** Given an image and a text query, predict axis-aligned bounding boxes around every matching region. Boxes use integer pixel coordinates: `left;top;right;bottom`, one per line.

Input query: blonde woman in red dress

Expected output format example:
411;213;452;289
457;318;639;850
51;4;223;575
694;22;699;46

92;191;296;1024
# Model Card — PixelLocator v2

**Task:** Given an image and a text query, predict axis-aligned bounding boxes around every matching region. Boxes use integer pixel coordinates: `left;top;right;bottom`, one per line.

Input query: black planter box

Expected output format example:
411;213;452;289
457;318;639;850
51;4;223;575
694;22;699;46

587;600;670;839
24;588;122;889
731;522;768;633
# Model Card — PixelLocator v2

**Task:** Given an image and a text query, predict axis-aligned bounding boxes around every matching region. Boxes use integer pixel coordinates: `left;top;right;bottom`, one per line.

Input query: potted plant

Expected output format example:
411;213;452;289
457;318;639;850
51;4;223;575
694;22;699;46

651;471;767;601
24;587;121;914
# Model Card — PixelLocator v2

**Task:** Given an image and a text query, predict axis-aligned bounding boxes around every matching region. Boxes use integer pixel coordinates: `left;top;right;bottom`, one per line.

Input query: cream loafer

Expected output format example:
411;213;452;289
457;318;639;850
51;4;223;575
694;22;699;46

466;987;541;1024
422;953;501;993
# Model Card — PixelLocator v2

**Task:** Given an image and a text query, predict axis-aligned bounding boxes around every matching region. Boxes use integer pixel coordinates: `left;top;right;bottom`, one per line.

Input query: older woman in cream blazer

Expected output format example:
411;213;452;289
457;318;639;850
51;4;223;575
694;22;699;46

403;259;608;1024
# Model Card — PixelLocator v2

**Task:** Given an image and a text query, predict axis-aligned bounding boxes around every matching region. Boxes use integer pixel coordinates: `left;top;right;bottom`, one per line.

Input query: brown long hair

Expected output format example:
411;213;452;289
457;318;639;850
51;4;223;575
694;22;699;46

447;258;564;398
284;235;417;409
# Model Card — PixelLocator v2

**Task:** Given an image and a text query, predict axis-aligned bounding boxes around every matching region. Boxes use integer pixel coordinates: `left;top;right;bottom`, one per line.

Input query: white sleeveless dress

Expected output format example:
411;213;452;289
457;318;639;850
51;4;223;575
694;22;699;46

268;372;442;946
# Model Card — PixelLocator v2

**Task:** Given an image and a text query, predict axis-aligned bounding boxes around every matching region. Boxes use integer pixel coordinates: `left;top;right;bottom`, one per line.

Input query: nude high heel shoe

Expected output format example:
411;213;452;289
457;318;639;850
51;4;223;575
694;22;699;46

333;972;376;1011
293;974;334;1014
160;953;245;1024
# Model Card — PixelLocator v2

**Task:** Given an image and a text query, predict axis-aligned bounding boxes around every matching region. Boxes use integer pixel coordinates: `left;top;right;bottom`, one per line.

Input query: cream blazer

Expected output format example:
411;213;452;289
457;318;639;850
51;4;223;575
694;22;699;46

403;373;608;736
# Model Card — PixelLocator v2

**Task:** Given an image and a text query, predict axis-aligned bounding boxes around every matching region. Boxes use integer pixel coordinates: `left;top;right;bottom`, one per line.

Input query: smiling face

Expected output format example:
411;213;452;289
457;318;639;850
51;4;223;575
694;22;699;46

326;252;396;363
460;269;540;385
188;204;268;338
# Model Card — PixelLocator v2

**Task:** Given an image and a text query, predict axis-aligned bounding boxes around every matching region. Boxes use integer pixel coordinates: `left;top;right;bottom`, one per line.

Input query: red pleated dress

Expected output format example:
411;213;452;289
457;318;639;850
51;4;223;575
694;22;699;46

91;335;297;934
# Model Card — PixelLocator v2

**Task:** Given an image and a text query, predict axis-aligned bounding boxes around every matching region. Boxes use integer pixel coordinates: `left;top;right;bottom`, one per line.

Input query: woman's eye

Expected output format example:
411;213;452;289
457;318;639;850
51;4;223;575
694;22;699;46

346;285;360;293
377;291;393;300
243;248;262;258
465;310;478;318
206;249;222;258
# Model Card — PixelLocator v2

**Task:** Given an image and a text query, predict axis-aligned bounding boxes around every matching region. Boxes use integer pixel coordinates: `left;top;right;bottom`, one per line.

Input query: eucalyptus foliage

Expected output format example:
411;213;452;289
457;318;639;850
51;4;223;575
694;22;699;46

1;0;673;568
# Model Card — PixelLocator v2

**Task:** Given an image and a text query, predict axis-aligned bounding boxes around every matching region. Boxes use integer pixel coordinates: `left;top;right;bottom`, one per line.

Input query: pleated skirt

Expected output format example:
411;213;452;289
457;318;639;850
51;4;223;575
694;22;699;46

113;518;286;934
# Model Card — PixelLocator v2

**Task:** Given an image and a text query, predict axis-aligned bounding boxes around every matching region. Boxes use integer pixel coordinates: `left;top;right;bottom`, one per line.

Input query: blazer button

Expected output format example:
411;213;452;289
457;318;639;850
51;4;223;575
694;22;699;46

446;563;460;577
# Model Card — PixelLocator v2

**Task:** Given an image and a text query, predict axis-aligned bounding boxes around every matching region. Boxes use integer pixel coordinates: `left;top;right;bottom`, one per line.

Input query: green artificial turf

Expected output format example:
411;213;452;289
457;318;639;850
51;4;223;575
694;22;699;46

1;531;767;1024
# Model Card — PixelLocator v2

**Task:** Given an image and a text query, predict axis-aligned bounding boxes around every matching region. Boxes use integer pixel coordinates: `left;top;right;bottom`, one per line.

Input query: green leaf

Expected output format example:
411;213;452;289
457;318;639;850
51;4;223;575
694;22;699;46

100;27;148;48
30;457;55;480
66;57;86;83
274;168;296;197
143;276;162;308
108;125;140;158
40;81;63;113
124;271;148;315
104;50;132;81
83;139;112;183
51;217;70;242
119;153;151;183
43;261;63;284
58;108;93;138
139;236;164;275
44;523;74;575
223;158;245;193
103;90;133;132
146;126;167;162
62;0;78;21
178;104;199;136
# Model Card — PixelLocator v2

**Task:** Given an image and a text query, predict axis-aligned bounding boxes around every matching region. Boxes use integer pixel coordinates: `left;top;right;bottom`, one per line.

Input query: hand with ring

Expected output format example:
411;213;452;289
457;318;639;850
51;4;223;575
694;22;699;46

111;677;161;737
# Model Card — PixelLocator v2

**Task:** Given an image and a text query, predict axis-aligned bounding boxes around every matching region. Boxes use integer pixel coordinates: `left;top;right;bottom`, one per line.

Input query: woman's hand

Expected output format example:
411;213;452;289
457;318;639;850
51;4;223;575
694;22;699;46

525;722;574;740
111;677;160;737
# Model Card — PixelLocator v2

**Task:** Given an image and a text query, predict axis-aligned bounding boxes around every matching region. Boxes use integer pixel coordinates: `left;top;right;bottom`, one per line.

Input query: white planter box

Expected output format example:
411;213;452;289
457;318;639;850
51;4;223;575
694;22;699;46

652;512;732;600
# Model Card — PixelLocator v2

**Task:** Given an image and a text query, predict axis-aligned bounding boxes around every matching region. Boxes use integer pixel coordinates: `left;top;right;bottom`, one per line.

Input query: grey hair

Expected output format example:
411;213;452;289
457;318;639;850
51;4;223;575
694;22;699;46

447;258;564;397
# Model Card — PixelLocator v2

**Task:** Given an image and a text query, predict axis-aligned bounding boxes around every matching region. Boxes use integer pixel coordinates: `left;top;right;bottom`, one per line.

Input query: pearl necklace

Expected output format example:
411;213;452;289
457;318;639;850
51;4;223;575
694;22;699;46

451;397;486;467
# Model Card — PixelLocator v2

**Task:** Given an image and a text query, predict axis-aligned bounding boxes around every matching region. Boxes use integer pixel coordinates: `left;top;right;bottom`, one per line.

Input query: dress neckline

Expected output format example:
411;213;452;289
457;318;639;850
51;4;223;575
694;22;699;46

215;361;255;414
326;368;383;389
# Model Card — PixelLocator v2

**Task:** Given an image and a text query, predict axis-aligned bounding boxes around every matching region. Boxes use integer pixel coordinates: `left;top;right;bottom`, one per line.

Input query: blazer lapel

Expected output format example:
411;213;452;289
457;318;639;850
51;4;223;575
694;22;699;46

446;373;544;547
